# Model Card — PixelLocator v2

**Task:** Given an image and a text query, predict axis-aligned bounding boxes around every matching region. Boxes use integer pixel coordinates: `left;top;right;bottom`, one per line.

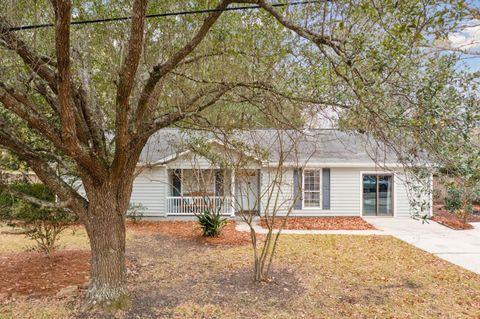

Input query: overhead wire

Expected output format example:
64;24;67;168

7;1;318;32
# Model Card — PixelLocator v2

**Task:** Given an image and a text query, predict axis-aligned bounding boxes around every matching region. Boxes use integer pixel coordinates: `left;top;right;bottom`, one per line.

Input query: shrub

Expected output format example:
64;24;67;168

126;203;145;223
197;208;227;237
444;187;463;213
0;182;77;255
444;186;474;214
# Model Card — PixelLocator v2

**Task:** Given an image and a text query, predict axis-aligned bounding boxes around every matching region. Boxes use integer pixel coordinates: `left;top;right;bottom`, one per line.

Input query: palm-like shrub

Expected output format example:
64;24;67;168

197;208;227;237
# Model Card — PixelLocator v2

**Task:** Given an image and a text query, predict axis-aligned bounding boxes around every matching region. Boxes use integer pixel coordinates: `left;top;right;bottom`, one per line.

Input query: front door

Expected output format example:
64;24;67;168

235;170;258;213
362;174;394;216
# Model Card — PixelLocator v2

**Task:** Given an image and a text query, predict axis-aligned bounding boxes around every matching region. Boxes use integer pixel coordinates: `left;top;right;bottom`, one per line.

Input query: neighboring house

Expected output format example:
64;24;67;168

130;129;433;218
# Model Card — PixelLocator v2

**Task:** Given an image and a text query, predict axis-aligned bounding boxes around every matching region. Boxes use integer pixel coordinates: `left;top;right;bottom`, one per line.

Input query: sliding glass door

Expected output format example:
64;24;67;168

362;174;393;216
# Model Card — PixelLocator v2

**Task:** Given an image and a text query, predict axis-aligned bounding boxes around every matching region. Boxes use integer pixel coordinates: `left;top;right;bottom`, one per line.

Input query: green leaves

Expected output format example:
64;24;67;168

0;182;78;254
196;207;227;237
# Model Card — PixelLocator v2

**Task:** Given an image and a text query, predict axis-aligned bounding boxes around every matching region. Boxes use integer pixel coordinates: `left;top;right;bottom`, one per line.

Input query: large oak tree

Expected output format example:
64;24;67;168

0;0;469;306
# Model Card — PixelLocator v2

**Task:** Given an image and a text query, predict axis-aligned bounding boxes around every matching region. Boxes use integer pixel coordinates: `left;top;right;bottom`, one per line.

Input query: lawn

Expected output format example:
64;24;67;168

0;222;479;318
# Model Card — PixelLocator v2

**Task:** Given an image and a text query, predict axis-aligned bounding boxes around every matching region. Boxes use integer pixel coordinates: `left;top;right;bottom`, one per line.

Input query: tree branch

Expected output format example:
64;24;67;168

0;84;63;147
0;120;88;216
51;0;76;145
0;182;72;209
134;0;233;129
114;0;148;159
50;0;107;181
235;0;343;48
142;84;234;138
0;16;57;92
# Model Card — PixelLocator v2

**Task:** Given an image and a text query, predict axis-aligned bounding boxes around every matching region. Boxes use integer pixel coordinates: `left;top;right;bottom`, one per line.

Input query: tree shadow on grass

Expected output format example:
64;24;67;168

128;266;306;318
338;278;422;306
77;233;305;318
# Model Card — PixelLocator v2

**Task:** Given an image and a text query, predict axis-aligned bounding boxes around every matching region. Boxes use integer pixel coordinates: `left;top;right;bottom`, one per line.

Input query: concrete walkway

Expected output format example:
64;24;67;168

236;217;480;274
364;218;480;275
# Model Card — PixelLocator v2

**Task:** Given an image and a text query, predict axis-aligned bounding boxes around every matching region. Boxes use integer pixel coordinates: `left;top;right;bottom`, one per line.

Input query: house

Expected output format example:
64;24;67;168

130;128;433;218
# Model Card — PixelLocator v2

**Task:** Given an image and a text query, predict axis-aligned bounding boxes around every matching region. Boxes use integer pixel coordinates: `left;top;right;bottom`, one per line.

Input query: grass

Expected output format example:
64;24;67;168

0;224;479;318
0;224;90;253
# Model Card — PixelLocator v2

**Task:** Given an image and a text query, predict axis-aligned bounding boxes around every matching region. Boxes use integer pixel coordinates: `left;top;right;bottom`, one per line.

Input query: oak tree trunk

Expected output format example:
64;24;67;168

84;186;130;307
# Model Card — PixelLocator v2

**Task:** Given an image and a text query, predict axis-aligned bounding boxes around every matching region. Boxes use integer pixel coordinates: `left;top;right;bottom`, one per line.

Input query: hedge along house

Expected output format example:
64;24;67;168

131;128;433;218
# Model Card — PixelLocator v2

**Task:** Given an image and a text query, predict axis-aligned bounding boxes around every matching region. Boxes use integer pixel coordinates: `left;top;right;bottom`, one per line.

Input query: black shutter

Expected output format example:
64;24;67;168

215;170;224;196
171;169;181;196
293;169;303;210
322;168;331;210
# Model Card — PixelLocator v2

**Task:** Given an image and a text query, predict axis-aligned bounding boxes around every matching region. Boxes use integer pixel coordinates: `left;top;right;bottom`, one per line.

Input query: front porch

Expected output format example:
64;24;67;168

165;168;260;216
166;196;233;216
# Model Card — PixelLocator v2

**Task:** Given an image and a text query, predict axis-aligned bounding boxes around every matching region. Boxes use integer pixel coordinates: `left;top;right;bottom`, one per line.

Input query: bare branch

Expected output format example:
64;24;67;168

235;0;343;48
33;80;60;115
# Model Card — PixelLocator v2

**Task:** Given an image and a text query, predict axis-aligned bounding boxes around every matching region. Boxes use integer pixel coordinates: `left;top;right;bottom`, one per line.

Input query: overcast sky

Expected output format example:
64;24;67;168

448;19;480;71
447;0;480;72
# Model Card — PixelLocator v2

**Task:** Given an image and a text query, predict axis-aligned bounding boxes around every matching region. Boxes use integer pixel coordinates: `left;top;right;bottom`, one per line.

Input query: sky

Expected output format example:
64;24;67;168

447;1;480;72
448;20;480;72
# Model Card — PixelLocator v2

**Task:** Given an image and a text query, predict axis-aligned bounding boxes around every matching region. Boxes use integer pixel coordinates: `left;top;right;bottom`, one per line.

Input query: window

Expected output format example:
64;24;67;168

362;174;394;216
181;169;215;196
303;170;321;208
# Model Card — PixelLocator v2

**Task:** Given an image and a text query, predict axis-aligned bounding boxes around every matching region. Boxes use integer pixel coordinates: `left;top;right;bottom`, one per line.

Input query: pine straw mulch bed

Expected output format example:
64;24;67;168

431;216;473;230
0;221;251;301
0;250;90;300
126;220;256;246
432;204;480;230
259;216;376;230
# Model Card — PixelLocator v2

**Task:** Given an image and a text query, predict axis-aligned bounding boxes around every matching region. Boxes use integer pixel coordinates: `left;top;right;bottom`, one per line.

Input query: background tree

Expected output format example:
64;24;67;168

0;0;468;307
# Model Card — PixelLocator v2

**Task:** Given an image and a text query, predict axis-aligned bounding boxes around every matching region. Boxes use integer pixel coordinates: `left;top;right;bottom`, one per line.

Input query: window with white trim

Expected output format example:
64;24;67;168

303;169;321;208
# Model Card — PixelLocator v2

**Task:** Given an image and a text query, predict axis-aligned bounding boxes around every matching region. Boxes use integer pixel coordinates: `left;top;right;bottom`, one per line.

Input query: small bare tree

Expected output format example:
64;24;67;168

187;128;312;281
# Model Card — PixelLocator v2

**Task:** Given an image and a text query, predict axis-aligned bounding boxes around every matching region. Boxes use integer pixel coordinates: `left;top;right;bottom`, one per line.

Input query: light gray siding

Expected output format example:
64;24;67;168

263;167;431;218
130;166;167;217
329;168;361;216
260;168;295;214
394;172;432;217
128;164;431;218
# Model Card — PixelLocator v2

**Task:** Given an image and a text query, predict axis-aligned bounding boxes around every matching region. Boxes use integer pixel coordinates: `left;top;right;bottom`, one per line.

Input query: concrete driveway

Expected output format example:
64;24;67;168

364;217;480;274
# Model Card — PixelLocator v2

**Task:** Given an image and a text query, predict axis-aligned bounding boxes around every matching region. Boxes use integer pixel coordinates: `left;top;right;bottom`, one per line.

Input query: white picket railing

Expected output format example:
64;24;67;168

166;196;232;216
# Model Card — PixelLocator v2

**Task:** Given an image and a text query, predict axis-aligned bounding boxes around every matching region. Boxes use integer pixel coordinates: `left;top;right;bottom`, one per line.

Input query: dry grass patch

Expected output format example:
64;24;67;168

78;233;479;318
0;224;90;253
1;226;479;318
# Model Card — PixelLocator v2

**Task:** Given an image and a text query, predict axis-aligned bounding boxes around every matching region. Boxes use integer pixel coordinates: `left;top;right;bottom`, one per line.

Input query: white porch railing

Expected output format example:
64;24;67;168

166;196;232;216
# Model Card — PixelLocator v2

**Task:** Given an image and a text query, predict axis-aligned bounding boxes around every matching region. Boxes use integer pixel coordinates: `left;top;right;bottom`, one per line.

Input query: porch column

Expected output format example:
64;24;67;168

230;169;235;216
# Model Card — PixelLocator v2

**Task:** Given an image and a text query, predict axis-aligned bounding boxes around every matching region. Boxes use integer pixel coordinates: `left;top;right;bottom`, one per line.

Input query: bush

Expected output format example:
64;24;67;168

0;182;77;255
127;203;145;223
444;187;463;213
444;186;475;214
197;208;227;237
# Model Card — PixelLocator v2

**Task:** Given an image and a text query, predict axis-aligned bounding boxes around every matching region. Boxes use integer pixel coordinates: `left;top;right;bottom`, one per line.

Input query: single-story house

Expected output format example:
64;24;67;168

131;128;433;218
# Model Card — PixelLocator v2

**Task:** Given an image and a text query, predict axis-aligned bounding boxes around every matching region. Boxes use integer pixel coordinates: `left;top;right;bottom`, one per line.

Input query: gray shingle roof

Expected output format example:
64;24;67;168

139;128;400;166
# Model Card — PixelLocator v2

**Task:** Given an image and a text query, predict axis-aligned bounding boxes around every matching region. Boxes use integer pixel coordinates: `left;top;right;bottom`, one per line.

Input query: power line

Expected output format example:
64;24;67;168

7;1;317;32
